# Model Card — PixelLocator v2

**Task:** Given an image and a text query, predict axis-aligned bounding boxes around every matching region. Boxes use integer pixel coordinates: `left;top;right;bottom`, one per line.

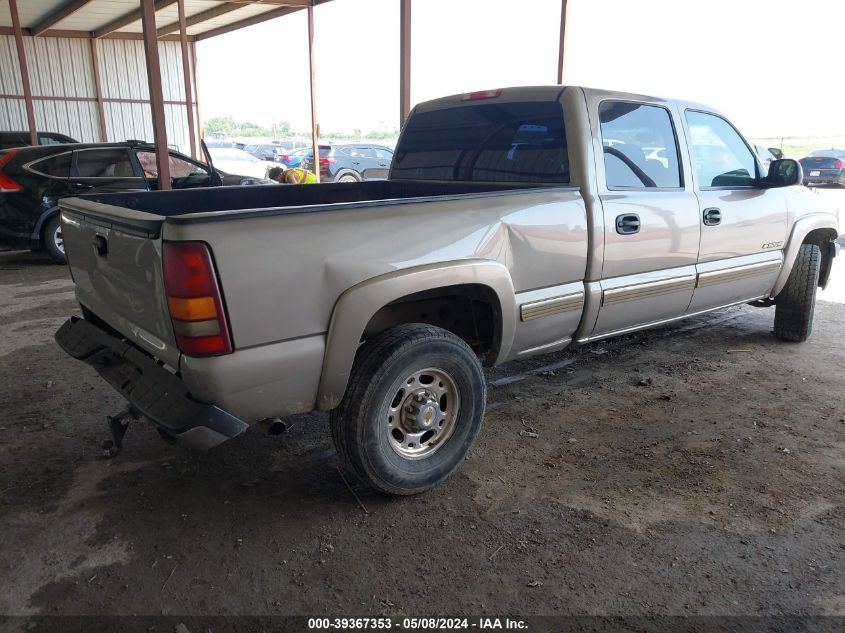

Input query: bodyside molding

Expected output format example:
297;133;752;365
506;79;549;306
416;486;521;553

520;292;584;321
697;260;782;288
602;275;696;306
317;259;517;410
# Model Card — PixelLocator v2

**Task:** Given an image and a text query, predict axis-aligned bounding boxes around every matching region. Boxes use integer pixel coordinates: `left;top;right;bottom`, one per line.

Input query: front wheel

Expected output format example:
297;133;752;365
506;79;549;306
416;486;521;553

330;324;486;495
774;243;821;342
43;215;66;264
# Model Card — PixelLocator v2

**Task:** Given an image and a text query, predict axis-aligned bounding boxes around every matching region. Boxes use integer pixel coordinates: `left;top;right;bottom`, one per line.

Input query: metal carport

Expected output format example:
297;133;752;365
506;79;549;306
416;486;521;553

1;0;571;187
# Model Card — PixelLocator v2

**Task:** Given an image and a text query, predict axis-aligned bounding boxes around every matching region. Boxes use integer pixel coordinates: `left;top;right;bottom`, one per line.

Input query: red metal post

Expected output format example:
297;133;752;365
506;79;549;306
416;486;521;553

307;4;320;183
140;0;172;189
190;42;205;146
177;0;197;157
399;0;411;126
557;0;568;84
89;38;109;142
9;0;37;146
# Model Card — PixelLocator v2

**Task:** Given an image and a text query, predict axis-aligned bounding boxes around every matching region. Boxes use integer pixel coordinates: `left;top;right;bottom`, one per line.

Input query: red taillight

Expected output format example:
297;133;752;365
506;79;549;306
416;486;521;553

461;88;502;101
281;154;290;161
162;241;232;356
319;157;336;164
836;160;843;169
0;150;23;193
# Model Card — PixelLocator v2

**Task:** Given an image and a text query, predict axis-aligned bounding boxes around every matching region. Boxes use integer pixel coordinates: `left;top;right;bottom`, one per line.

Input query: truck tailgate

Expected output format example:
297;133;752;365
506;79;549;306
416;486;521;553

60;197;181;368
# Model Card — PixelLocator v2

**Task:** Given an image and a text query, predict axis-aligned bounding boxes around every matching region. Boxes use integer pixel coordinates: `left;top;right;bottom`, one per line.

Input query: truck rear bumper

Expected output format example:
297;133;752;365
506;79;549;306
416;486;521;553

54;316;249;450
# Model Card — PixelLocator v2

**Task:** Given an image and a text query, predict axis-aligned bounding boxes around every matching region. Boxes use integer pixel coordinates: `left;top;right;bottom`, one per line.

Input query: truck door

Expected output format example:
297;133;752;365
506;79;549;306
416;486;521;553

682;110;788;312
588;98;701;337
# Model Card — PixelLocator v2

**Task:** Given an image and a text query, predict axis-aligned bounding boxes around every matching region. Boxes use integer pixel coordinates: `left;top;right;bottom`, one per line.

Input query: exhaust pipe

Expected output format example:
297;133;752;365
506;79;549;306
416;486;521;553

257;417;288;436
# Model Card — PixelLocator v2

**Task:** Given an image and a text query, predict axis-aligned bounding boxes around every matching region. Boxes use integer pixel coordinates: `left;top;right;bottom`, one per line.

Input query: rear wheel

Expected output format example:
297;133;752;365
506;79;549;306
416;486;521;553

43;215;66;264
337;172;360;183
774;243;821;342
330;324;486;495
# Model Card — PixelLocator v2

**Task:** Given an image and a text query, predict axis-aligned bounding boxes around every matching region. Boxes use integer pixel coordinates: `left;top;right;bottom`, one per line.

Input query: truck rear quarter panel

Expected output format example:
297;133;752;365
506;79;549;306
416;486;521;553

166;189;588;417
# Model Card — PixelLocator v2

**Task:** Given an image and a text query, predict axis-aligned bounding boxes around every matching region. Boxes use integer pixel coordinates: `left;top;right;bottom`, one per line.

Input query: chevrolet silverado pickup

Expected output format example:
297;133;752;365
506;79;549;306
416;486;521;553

55;86;840;495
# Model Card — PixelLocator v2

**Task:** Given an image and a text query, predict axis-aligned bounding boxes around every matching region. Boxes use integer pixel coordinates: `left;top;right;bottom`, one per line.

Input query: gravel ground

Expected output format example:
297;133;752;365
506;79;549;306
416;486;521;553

0;218;843;628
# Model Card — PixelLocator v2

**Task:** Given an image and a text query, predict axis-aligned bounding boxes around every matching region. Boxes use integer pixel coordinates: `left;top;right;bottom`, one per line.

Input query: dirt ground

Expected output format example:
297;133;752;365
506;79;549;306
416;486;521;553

0;202;843;627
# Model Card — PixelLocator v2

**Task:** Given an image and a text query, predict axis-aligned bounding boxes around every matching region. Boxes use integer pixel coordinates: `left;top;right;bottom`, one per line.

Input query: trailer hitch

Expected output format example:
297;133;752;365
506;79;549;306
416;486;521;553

102;405;140;458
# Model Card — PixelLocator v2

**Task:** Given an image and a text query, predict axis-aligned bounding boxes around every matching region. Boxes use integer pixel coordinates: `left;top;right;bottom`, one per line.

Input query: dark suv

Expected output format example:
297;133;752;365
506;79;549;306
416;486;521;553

0;131;77;149
0;141;265;263
243;143;282;163
300;143;393;182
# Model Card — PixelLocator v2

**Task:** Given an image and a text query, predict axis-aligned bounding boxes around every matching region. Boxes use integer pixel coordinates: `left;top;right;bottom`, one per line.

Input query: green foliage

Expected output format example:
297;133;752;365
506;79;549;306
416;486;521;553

204;116;292;139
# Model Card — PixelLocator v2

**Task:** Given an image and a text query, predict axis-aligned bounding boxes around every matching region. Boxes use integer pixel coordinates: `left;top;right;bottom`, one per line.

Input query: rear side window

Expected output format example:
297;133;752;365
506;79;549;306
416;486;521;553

74;148;137;178
685;110;758;187
29;152;72;177
392;101;569;183
0;133;26;150
599;101;681;189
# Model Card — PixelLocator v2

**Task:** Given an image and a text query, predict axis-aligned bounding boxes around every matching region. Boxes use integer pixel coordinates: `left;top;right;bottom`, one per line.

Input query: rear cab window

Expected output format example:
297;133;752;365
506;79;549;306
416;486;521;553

392;101;569;183
599;101;682;189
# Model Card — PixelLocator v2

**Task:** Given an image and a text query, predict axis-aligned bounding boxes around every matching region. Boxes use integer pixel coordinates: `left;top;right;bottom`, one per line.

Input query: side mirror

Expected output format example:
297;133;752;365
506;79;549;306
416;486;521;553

762;159;802;188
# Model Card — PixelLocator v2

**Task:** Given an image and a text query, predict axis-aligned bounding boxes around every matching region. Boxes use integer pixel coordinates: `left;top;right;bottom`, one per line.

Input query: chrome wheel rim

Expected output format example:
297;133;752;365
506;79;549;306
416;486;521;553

53;225;64;254
387;367;460;460
339;175;356;182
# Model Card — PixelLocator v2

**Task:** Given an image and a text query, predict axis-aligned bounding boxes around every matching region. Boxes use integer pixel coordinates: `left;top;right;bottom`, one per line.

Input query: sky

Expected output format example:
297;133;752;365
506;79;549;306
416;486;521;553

196;0;845;138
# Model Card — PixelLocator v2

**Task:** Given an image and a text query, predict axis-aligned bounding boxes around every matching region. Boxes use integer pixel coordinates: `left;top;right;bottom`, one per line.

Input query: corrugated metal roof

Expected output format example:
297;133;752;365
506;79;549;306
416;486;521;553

0;1;320;40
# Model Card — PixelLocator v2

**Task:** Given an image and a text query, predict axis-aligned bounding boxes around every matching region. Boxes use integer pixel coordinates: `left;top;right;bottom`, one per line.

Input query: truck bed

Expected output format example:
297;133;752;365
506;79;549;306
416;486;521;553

75;180;559;223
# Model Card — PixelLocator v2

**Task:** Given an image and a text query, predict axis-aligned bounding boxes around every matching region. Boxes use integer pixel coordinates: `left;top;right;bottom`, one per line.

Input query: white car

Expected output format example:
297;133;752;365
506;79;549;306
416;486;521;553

208;147;277;179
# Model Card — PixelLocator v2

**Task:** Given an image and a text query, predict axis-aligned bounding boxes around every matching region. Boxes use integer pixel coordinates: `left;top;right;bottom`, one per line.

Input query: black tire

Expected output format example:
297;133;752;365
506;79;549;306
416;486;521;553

43;215;66;264
330;324;486;495
336;171;361;183
774;243;821;342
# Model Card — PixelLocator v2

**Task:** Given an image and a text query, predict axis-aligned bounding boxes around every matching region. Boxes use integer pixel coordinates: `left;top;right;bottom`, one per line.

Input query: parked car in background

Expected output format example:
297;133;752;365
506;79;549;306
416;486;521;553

205;139;235;149
799;149;845;187
243;142;282;163
0;130;77;149
274;139;310;152
0;141;269;263
207;147;277;180
279;146;310;168
300;143;394;182
753;144;777;172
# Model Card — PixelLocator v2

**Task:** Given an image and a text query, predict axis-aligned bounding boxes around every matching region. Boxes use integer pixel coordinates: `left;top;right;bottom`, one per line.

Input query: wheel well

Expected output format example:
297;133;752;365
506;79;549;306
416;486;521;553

35;208;59;239
803;228;838;286
363;284;502;365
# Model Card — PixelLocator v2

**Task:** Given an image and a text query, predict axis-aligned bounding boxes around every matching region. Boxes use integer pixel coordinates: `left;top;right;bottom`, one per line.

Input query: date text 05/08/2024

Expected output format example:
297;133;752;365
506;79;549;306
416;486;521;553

307;617;528;630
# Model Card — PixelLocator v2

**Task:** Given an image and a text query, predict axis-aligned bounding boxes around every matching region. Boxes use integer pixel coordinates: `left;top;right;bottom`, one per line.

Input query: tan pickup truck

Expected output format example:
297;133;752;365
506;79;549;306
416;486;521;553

55;86;840;494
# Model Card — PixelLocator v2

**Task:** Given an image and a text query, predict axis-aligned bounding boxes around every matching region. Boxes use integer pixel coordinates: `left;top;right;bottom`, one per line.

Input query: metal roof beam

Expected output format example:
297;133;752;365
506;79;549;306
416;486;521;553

31;0;96;36
156;3;244;38
93;0;178;39
198;1;313;5
194;5;300;40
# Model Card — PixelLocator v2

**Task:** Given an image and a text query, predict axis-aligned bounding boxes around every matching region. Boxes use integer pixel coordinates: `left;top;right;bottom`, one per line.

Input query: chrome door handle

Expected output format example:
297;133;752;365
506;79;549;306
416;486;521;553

703;207;722;226
615;214;640;235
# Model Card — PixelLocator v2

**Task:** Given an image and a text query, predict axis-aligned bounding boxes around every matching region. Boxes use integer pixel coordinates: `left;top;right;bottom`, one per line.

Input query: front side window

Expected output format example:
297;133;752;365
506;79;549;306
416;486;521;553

374;147;393;160
392;101;569;183
136;151;209;189
599;101;681;189
685;111;758;188
74;149;136;178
